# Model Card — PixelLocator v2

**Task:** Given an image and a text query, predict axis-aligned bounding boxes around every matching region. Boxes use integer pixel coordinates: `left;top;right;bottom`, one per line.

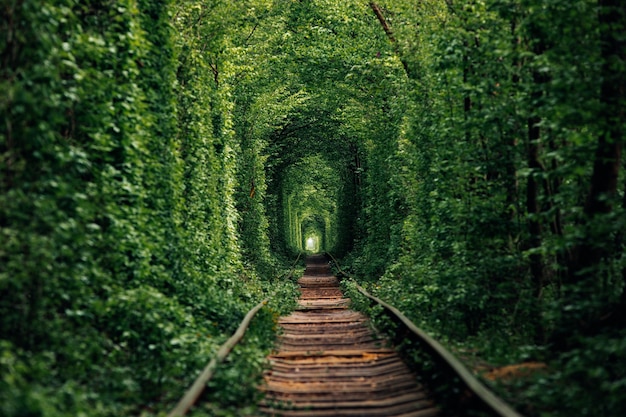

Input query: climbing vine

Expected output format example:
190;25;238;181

1;0;625;416
0;1;292;415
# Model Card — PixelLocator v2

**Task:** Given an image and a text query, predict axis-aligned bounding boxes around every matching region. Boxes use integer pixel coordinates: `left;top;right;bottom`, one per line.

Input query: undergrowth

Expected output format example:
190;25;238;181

0;271;299;417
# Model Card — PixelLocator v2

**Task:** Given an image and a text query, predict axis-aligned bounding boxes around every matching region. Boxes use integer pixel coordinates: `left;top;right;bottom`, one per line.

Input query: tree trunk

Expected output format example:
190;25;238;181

526;112;546;343
561;0;625;338
526;115;543;293
525;31;549;341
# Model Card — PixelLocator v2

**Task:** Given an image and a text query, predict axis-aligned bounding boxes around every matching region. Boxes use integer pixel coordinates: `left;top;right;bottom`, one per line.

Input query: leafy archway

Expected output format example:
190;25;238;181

4;1;626;416
280;155;342;253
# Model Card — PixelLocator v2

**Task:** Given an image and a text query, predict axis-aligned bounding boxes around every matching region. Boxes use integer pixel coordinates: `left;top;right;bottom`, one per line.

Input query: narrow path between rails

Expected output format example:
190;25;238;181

259;255;441;417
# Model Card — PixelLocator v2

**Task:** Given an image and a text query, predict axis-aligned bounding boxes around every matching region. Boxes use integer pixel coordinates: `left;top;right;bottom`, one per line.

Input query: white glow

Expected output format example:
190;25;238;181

306;237;315;250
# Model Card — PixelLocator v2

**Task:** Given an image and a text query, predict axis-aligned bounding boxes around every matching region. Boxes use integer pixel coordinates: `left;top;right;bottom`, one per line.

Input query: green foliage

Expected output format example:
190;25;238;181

2;0;625;416
103;287;218;402
334;0;625;415
0;0;294;415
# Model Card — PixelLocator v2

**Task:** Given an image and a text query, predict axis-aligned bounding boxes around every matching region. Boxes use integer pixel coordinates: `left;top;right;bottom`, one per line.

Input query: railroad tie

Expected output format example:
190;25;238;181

259;255;441;417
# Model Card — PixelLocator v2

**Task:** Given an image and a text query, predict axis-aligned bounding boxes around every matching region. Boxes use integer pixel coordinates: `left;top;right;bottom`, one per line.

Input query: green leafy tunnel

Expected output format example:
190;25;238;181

1;1;626;416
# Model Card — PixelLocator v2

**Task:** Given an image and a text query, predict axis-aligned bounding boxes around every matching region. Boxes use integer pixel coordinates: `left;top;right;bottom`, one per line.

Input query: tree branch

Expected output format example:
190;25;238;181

368;2;412;78
369;2;396;43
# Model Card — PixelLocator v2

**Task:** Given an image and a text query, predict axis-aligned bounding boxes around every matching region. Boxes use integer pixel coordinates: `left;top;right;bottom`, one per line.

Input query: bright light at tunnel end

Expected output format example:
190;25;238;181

305;236;319;252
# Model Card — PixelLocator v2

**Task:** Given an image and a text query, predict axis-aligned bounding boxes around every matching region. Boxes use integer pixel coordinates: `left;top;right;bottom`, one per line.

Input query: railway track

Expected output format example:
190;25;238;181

259;255;441;417
168;253;521;417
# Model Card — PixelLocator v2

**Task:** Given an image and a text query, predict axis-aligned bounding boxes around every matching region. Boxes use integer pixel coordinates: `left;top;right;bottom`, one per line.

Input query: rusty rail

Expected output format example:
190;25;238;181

284;251;304;280
168;254;303;416
326;252;524;417
167;299;268;417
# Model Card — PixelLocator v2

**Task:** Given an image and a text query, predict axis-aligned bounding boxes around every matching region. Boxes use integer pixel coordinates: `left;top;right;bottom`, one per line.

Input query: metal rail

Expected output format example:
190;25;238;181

167;299;267;417
285;251;303;280
168;254;303;416
326;252;524;417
